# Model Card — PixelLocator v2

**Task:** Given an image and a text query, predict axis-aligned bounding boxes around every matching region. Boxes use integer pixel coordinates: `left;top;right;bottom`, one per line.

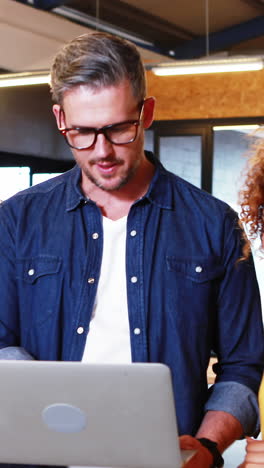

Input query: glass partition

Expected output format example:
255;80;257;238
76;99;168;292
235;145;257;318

32;173;62;185
212;125;259;211
0;167;30;201
159;135;202;188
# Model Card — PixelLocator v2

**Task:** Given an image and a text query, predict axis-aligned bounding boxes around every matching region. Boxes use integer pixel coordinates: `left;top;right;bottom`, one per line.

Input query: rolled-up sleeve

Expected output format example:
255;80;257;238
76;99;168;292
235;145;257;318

206;211;264;436
214;212;263;387
205;381;260;437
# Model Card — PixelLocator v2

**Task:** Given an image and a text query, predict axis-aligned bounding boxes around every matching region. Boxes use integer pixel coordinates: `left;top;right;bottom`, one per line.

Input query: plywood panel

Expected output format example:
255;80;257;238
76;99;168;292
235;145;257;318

146;69;264;120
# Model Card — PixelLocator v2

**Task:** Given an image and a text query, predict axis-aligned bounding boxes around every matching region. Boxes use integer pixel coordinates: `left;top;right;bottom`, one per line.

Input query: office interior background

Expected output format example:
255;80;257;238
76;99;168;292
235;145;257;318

1;1;264;465
2;0;264;310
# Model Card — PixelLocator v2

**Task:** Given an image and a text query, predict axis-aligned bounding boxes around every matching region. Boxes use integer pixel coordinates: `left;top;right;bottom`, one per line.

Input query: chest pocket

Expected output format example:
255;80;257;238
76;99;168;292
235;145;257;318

17;256;62;284
166;256;225;283
16;255;62;326
165;256;225;328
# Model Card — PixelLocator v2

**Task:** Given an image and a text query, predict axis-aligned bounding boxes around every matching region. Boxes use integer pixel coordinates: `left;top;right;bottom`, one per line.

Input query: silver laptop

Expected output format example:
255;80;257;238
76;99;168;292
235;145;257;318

0;360;194;467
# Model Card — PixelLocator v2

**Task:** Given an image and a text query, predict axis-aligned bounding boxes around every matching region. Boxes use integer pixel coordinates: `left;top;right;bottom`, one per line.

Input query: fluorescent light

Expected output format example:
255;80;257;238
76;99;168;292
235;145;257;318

152;57;264;76
0;72;50;88
213;125;260;131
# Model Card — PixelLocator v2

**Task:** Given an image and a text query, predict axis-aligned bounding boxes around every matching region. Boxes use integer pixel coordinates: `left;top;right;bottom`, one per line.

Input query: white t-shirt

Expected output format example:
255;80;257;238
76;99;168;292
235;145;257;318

82;215;131;364
71;216;131;468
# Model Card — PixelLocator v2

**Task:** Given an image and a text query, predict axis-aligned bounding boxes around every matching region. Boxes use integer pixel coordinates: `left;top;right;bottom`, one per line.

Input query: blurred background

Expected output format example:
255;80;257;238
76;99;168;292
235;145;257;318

1;2;264;465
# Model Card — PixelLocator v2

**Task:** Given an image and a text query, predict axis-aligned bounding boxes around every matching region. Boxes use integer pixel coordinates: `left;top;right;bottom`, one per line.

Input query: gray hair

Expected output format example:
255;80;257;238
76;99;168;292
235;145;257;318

50;32;146;104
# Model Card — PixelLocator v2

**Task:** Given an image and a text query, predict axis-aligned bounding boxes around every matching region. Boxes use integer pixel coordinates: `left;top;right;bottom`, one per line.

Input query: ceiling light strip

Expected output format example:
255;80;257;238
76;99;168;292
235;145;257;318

213;125;260;131
152;57;264;76
0;72;50;88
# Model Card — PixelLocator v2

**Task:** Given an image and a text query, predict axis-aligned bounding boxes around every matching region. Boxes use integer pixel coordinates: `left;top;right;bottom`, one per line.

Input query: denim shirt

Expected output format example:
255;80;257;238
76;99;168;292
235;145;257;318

0;152;263;445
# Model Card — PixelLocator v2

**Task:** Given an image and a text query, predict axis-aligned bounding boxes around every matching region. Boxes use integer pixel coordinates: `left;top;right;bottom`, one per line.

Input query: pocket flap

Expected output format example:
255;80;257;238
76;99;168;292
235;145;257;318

17;256;62;284
166;256;224;283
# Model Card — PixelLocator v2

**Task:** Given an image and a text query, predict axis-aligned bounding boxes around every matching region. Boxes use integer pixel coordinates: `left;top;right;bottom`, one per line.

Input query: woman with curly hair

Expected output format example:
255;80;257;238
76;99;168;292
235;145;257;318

239;140;264;464
239;139;264;259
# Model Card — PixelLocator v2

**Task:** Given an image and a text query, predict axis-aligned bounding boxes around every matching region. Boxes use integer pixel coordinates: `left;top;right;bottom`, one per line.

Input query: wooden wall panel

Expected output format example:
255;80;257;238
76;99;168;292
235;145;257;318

146;69;264;120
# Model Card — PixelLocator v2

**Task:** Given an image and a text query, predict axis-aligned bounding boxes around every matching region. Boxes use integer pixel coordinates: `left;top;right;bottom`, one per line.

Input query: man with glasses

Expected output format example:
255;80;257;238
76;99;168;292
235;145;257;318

0;32;263;468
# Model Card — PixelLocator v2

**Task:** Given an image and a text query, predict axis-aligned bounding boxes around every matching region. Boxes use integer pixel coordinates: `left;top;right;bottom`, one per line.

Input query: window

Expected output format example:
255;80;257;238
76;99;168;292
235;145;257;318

0;167;30;201
212;125;260;211
159;135;202;188
0;154;74;201
32;173;62;185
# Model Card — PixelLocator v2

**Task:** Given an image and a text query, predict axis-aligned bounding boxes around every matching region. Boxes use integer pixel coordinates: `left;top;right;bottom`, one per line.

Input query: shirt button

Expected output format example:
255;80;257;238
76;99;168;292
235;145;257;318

28;269;35;276
195;265;203;273
92;233;99;239
130;230;137;237
134;328;141;335
77;327;84;334
88;277;95;284
131;276;138;283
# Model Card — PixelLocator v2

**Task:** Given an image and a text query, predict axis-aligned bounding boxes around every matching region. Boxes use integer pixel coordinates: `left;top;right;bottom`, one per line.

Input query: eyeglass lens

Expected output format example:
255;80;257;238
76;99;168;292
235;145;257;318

66;121;138;149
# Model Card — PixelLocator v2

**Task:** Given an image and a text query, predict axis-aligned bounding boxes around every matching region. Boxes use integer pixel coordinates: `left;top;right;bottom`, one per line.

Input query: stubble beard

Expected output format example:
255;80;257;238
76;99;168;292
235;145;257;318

81;159;140;192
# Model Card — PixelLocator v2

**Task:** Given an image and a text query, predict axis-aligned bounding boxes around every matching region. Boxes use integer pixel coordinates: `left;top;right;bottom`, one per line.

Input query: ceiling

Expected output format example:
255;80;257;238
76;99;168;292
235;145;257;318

1;0;264;74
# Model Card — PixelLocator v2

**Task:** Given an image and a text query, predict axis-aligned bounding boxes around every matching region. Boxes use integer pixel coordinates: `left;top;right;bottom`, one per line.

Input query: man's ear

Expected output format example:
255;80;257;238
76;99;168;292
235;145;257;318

142;97;156;129
52;104;64;130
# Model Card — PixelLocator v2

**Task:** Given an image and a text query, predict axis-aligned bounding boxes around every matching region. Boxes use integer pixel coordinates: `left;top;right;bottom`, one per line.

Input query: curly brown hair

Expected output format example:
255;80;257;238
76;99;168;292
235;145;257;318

239;136;264;259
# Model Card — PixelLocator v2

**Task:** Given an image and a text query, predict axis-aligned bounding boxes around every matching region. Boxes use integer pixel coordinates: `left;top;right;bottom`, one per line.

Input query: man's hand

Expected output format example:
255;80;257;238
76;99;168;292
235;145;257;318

180;435;213;468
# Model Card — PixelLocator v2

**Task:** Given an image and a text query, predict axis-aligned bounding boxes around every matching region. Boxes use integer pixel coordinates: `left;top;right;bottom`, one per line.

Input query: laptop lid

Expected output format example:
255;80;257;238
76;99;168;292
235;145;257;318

0;360;194;468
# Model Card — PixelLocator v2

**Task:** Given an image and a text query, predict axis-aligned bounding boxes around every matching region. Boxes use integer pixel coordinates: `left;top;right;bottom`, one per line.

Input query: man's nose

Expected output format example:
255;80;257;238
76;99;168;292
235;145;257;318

94;132;113;156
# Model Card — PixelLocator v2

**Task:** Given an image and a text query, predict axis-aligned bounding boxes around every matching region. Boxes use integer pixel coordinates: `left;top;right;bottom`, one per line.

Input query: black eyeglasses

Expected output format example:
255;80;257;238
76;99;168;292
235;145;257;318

59;101;145;150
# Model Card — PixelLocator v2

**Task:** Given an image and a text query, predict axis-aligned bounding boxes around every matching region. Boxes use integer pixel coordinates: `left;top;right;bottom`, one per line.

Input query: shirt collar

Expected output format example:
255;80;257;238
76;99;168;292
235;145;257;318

66;165;86;211
65;152;174;212
144;151;174;210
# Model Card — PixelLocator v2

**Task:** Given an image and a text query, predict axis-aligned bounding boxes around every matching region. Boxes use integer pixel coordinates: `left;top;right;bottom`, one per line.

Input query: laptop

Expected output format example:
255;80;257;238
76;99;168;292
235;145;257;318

0;360;195;467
